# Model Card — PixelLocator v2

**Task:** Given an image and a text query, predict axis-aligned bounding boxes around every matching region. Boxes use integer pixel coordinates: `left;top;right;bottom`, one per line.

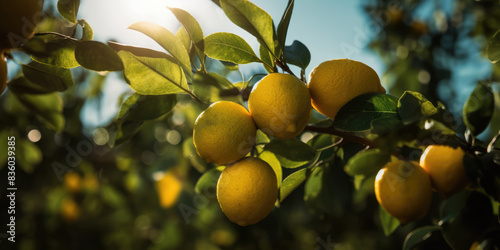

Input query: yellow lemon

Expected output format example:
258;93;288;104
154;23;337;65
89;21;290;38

308;59;386;120
156;170;183;208
419;145;468;199
0;52;6;95
374;160;433;224
248;73;311;140
61;197;80;222
217;157;278;226
194;101;256;165
0;0;44;50
63;171;81;193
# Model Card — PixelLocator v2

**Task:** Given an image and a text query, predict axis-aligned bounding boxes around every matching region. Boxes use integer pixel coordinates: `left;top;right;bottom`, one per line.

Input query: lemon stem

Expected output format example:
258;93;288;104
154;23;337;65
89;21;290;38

304;125;377;148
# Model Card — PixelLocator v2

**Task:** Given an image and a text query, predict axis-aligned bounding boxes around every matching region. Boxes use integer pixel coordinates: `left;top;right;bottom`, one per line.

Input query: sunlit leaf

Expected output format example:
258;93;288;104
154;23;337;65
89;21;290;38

259;151;282;188
259;44;275;73
379;205;400;236
57;0;80;23
219;0;275;55
10;61;73;94
176;27;192;53
168;7;204;48
129;21;191;76
487;30;500;63
277;0;294;59
284;40;310;70
334;93;399;132
280;168;309;202
462;82;494;136
397;91;437;124
344;149;390;176
117;93;177;121
31;38;80;68
264;139;317;168
75;41;124;71
78;19;94;40
118;51;188;95
108;41;170;58
205;32;261;64
195;168;220;194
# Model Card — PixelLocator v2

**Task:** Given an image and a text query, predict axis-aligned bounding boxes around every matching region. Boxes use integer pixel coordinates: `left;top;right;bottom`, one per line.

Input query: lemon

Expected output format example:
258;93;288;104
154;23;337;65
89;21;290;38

0;0;44;50
217;157;278;226
61;197;80;222
0;52;6;95
194;101;256;165
308;59;386;120
419;145;468;199
248;73;311;140
63;172;81;193
374;160;433;224
156;170;183;208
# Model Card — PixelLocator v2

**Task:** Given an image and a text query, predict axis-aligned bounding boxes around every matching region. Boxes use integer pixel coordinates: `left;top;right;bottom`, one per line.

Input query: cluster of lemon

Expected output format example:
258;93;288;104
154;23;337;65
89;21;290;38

0;0;44;94
375;145;469;224
193;59;386;225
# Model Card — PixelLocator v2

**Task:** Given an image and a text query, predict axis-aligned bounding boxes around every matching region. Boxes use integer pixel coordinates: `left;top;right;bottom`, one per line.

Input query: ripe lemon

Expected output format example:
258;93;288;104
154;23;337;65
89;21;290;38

308;59;386;120
1;52;6;95
419;145;468;199
63;172;81;193
194;101;256;165
248;73;311;140
217;157;278;226
156;170;183;208
0;0;44;50
61;197;80;222
374;160;433;224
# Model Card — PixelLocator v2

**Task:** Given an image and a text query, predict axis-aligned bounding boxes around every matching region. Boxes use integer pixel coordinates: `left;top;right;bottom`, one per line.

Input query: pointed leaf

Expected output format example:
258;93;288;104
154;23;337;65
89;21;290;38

31;38;80;68
204;32;260;64
403;226;442;250
345;149;390;176
78;19;94;40
168;7;204;47
487;30;500;63
118;51;188;95
379;206;400;236
176;27;192;53
280;168;309;202
108;41;170;58
284;40;310;70
129;21;191;76
462;82;494;136
397;91;437;124
259;151;282;188
277;0;295;59
13;61;73;94
264;139;317;168
219;0;275;55
259;44;275;73
118;93;177;121
57;0;80;23
334;93;399;132
75;41;123;71
195;168;221;194
112;121;144;146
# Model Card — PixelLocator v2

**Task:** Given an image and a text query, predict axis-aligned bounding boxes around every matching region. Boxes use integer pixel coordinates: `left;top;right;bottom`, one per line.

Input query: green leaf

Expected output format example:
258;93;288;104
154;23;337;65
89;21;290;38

277;0;294;59
78;19;94;40
487;30;500;63
307;134;340;162
344;149;390;176
220;61;239;71
117;93;177;121
397;91;437;124
379;205;400;236
259;44;275;73
118;51;188;95
168;7;204;49
57;0;80;23
195;168;221;194
129;21;191;76
111;121;144;146
176;27;192;53
280;168;309;202
259;151;282;189
183;136;207;173
191;72;240;102
14;93;65;132
370;117;405;134
284;40;310;70
10;61;73;94
16;139;43;173
462;82;494;136
264;139;317;168
204;32;261;64
31;38;80;68
219;0;275;55
334;93;399;132
75;41;124;71
403;226;442;250
108;41;170;58
440;191;493;250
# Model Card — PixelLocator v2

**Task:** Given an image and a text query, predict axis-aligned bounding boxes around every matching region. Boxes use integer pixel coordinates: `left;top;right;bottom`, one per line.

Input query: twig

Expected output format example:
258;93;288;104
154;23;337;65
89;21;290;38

275;60;296;77
305;125;377;148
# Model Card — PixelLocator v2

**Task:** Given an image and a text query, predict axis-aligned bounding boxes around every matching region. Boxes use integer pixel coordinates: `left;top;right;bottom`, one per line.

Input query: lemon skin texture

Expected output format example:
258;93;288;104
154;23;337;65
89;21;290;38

375;160;433;224
308;59;386;120
217;157;278;226
248;73;311;140
193;101;257;165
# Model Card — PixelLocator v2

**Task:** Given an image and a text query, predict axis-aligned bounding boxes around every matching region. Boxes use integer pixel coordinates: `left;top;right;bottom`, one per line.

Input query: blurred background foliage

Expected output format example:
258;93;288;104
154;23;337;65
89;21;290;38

0;0;500;249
